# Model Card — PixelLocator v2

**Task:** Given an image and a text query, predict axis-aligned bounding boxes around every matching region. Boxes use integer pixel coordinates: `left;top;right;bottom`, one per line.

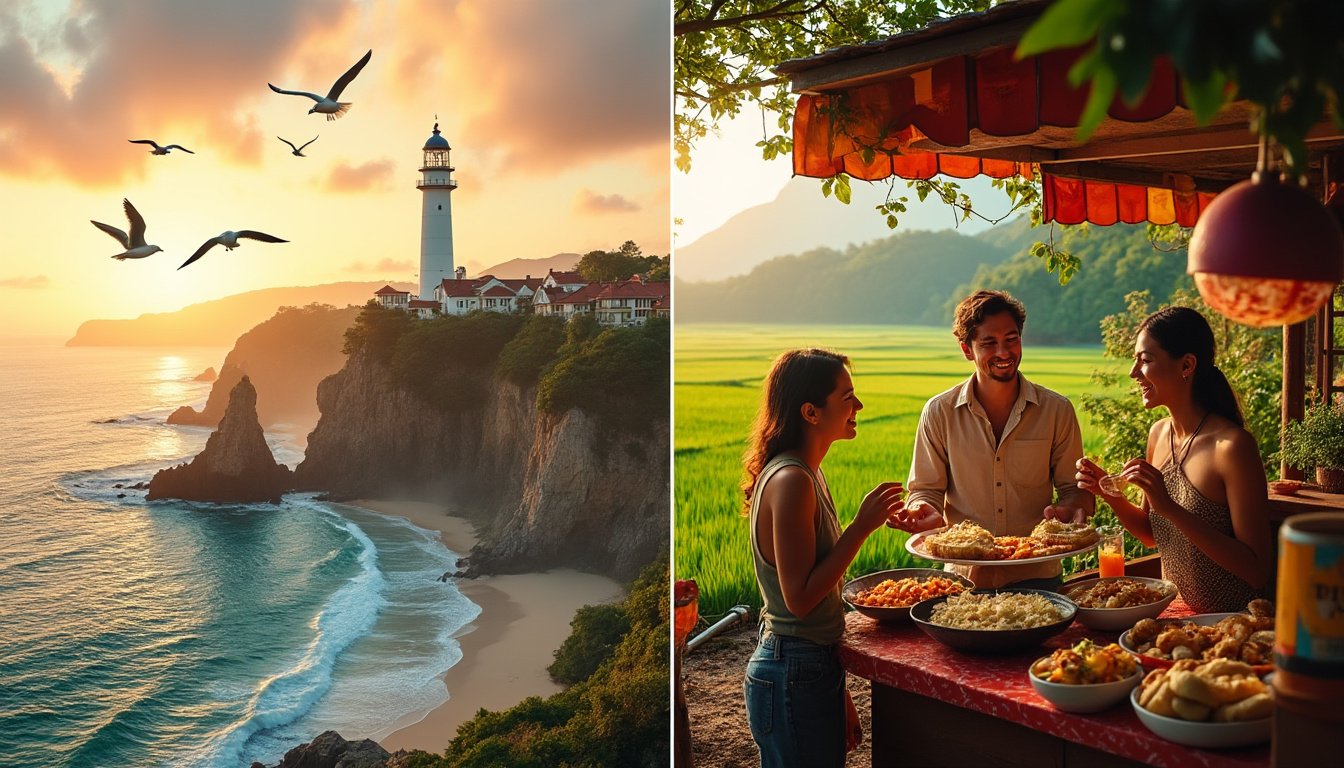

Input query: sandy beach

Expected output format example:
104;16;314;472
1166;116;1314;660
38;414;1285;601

346;500;625;754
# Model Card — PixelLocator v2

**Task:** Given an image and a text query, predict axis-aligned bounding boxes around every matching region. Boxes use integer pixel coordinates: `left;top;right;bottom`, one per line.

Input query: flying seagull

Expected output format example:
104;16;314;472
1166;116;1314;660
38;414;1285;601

277;135;318;156
268;49;372;120
91;199;163;260
129;139;194;155
179;230;288;270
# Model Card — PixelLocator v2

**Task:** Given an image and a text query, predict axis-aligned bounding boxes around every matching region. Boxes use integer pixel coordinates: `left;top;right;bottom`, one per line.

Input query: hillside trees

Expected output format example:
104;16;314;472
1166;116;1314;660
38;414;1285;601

575;240;668;282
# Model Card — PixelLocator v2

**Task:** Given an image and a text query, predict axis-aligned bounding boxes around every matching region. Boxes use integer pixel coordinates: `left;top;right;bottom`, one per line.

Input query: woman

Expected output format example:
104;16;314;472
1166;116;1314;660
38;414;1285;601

742;349;905;767
1076;307;1272;613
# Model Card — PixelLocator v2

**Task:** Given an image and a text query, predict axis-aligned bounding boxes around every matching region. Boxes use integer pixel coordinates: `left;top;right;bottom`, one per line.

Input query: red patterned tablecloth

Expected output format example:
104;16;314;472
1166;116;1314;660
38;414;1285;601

839;598;1269;767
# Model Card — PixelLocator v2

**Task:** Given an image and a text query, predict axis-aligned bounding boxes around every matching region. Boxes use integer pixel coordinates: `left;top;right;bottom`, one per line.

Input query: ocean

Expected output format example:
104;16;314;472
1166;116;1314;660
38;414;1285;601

0;345;480;767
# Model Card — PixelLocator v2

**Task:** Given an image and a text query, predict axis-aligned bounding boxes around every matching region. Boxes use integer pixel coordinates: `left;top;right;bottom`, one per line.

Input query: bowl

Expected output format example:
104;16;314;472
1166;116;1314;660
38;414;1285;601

1028;662;1142;713
1270;479;1304;496
1060;577;1178;631
909;589;1077;654
1129;687;1271;748
1118;613;1274;674
842;568;974;623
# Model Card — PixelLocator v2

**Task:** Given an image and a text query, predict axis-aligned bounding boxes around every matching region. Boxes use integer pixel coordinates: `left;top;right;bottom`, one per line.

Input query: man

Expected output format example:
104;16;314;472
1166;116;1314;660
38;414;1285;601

890;290;1094;588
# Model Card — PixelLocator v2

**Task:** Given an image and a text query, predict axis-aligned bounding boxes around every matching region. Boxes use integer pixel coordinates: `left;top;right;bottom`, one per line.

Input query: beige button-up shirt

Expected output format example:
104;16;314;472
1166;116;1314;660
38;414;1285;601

907;374;1091;588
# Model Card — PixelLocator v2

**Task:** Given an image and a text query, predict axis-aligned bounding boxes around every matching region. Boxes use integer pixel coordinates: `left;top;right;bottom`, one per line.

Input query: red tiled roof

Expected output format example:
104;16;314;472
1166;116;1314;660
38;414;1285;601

499;278;544;291
547;269;584;283
481;285;515;298
600;279;669;300
552;282;604;304
438;279;478;297
375;284;409;296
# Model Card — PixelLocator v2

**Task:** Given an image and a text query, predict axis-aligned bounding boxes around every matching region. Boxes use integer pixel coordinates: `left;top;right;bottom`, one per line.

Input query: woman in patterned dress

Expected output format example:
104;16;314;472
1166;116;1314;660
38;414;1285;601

1075;307;1272;613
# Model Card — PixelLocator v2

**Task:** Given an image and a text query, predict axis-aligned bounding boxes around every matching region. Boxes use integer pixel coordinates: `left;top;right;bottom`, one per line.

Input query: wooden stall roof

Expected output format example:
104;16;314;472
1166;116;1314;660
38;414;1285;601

775;0;1344;226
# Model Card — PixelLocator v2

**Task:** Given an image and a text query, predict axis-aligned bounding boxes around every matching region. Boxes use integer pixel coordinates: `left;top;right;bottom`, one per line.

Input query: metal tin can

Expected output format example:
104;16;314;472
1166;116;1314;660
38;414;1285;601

1275;512;1344;678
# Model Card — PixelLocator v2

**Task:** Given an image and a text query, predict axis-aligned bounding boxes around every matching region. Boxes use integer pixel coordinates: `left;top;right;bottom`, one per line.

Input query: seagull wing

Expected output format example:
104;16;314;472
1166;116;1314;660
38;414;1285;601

268;83;323;102
165;145;194;154
123;199;148;247
236;230;289;244
298;136;319;151
129;139;162;150
277;136;299;151
179;238;222;270
91;220;130;248
326;49;372;100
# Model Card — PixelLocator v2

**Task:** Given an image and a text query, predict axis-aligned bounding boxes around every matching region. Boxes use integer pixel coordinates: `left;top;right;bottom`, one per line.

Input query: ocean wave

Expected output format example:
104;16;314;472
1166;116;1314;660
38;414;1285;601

191;514;387;767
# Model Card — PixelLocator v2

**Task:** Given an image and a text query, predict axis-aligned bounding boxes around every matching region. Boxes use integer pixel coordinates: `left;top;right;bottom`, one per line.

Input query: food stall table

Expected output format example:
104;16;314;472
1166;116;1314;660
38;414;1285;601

840;598;1269;768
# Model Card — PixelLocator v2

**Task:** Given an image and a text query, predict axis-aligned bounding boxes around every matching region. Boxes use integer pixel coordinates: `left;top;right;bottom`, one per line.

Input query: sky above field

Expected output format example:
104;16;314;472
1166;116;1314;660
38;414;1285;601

0;0;669;341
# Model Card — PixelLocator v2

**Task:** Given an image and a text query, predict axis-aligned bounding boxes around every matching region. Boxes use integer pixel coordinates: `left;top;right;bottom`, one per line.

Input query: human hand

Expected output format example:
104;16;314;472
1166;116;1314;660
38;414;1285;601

1075;457;1108;496
855;481;905;534
1120;459;1170;508
1043;504;1086;525
844;689;863;752
886;499;944;533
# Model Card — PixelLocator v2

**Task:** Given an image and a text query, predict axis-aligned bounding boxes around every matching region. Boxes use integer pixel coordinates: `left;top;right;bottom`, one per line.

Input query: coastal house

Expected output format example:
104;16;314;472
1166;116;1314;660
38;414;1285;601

536;281;604;320
593;276;670;326
433;274;545;316
374;285;410;311
542;269;586;294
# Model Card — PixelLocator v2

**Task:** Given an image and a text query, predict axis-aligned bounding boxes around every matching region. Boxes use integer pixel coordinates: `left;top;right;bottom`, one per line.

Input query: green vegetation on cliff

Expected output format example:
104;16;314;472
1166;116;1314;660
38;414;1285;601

401;560;669;768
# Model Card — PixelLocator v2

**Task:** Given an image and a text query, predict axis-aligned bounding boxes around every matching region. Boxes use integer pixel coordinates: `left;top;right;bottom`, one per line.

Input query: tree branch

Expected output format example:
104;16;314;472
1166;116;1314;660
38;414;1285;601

674;0;819;36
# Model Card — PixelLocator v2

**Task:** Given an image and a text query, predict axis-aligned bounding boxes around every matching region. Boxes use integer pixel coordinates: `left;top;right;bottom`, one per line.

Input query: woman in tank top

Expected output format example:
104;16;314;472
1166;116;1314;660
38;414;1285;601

742;348;906;768
1075;307;1272;613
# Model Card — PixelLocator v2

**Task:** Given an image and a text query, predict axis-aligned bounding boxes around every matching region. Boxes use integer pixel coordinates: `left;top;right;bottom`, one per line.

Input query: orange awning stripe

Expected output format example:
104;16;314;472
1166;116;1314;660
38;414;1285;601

791;45;1216;227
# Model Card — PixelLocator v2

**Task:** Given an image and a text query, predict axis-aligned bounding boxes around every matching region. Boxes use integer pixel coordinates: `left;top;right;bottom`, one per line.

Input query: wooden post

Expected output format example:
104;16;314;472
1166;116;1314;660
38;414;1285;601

1284;322;1306;480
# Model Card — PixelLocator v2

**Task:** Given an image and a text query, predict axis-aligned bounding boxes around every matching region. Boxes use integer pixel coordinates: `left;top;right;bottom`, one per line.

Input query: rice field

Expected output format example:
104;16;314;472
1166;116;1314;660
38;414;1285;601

674;324;1125;618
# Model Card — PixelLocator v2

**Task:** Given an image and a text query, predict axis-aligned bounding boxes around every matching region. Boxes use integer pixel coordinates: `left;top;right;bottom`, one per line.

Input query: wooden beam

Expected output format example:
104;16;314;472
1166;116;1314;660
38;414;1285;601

1285;321;1307;481
1055;122;1344;164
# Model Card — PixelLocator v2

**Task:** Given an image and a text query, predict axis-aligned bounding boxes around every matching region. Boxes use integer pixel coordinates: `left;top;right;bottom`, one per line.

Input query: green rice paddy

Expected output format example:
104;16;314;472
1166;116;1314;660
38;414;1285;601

674;324;1124;618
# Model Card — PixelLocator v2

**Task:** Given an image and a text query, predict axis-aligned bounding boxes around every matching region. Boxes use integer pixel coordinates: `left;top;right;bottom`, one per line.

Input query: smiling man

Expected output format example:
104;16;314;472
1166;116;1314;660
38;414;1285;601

889;290;1095;588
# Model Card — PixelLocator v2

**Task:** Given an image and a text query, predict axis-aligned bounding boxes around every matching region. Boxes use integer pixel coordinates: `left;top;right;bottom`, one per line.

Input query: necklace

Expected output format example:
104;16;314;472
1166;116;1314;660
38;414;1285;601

1168;412;1210;471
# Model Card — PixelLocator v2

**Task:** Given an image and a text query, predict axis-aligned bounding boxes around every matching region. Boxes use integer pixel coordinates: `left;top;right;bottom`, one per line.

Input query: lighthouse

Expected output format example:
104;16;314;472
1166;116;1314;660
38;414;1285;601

417;121;457;300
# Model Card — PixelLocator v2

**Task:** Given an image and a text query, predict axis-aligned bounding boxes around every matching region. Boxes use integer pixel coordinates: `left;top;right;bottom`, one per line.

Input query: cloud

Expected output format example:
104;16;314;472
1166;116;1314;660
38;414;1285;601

344;257;413;273
575;188;639;214
324;158;395;192
395;0;669;172
0;275;50;289
0;0;351;185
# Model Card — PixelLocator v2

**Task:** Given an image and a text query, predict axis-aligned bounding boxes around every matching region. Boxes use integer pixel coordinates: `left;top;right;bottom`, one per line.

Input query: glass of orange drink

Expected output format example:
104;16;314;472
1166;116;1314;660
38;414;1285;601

1096;525;1125;578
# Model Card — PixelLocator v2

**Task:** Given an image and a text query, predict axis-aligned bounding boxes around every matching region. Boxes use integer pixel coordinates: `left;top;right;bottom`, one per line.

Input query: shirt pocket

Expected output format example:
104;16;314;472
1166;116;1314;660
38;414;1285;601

1009;438;1052;495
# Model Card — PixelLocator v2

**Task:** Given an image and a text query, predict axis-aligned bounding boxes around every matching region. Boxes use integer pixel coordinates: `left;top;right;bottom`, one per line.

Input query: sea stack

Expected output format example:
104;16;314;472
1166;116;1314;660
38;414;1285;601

148;376;292;503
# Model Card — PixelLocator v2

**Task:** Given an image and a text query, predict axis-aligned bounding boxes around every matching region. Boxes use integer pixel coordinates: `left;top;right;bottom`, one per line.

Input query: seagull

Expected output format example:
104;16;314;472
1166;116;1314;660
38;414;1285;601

268;49;372;120
277;135;318;156
129;139;194;155
91;199;163;260
179;230;288;270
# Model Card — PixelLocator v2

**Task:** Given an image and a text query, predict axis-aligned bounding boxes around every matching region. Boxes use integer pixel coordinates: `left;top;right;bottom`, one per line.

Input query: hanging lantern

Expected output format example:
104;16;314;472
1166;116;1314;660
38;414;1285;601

1187;132;1344;328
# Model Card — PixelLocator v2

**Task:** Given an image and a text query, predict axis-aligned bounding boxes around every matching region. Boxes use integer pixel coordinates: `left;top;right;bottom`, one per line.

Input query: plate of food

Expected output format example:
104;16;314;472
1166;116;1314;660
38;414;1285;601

909;588;1077;653
1118;599;1275;674
842;568;974;623
1269;479;1304;496
1130;658;1273;748
1060;576;1178;631
905;519;1100;566
1028;638;1143;713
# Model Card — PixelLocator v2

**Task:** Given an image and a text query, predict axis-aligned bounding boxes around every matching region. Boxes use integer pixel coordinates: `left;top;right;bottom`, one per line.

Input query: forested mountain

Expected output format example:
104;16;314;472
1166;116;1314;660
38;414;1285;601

675;218;1194;344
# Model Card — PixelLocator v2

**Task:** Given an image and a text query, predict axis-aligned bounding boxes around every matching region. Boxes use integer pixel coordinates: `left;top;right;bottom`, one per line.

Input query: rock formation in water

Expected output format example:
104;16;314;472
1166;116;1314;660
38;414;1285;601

249;731;398;768
193;366;217;382
293;354;668;582
149;376;293;503
168;303;360;434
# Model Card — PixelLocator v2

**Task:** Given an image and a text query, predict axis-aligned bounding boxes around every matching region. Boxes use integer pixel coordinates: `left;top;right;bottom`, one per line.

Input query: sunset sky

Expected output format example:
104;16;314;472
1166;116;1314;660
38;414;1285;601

0;0;669;341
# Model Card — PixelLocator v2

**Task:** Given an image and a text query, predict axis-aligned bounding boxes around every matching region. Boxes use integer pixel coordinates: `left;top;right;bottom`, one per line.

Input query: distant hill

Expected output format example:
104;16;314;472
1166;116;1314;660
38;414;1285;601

677;218;1193;343
675;175;997;282
66;282;413;347
478;252;580;279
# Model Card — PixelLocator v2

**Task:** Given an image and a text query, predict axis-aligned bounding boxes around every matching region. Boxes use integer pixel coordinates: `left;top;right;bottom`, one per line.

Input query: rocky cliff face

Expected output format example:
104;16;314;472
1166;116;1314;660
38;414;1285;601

149;376;293;503
294;355;668;581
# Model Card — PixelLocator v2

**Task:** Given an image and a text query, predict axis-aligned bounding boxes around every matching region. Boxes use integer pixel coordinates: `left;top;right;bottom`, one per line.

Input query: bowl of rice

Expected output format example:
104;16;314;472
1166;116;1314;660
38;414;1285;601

910;589;1077;653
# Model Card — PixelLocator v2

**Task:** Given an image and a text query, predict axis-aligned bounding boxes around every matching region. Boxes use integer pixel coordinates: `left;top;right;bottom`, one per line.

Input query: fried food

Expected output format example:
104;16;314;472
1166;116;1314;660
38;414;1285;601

924;521;996;559
1136;657;1272;722
1031;519;1100;549
851;576;967;608
1127;600;1275;666
929;591;1065;630
1064;578;1172;609
1031;639;1138;685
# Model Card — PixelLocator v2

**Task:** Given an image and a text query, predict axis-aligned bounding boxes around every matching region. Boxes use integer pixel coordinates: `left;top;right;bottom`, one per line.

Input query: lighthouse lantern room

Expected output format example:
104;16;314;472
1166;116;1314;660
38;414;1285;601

417;121;457;300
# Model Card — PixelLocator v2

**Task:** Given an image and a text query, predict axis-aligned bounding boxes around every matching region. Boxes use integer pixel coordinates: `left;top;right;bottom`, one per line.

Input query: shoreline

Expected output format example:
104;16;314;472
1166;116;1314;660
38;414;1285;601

344;499;625;754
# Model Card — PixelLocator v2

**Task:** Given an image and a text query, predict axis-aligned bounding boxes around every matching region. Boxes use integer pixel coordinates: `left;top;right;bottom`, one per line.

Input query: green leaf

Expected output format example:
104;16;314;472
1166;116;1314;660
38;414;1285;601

821;177;834;198
1180;72;1228;125
1075;67;1118;141
1016;0;1115;58
835;174;852;205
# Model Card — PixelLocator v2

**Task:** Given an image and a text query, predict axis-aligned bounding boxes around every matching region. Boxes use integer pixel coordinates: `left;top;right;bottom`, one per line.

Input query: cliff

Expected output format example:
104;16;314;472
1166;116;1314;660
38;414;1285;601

149;376;293;503
293;354;668;581
168;304;360;435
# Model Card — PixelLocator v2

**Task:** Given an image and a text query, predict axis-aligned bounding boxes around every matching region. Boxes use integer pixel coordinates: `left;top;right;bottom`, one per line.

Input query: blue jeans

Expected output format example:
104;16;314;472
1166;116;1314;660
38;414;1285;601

744;630;846;768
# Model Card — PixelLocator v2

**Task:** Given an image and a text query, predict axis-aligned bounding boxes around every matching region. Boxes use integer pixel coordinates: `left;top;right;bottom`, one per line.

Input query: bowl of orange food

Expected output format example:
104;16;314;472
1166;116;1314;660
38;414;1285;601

1028;639;1142;713
842;568;974;623
1061;576;1177;631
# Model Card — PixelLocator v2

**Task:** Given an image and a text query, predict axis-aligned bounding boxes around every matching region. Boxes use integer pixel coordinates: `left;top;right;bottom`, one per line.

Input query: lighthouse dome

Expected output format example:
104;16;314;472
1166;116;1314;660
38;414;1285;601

424;122;451;150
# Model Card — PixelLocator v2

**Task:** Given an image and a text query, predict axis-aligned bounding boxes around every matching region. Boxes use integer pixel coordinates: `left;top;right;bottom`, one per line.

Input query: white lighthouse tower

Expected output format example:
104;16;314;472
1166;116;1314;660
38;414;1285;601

417;121;457;299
